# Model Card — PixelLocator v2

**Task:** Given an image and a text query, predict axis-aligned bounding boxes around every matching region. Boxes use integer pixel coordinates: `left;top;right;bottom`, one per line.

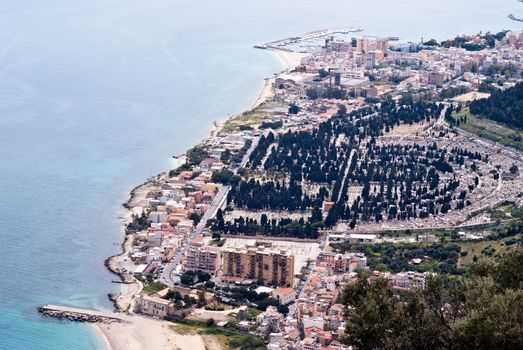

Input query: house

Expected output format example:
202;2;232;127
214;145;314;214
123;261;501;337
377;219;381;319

272;288;296;305
135;293;174;318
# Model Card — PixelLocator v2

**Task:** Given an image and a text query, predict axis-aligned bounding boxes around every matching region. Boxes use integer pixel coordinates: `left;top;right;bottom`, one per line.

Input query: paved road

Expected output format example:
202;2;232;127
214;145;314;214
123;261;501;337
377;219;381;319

288;262;315;318
236;136;259;172
160;185;230;286
159;136;260;286
336;148;356;203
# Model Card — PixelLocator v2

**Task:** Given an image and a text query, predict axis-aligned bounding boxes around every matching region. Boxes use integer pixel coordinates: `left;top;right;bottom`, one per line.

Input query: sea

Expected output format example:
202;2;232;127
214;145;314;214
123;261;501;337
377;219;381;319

0;0;521;348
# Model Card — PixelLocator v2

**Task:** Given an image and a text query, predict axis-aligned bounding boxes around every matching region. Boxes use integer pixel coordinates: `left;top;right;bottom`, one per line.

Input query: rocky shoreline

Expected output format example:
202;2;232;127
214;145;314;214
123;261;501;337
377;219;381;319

103;177;161;312
101;49;303;313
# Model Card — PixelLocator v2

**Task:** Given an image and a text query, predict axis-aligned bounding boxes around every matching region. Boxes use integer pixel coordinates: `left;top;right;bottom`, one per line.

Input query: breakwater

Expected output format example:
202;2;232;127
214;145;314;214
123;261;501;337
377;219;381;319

37;305;124;324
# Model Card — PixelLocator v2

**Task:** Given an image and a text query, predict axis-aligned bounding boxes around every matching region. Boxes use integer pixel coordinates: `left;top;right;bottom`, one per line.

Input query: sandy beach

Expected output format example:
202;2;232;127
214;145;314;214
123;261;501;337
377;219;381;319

270;49;306;70
250;49;304;109
210;49;303;138
91;315;214;350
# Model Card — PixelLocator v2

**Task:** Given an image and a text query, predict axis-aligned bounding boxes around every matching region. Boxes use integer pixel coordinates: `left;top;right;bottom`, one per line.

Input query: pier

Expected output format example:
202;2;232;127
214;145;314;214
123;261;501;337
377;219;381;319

37;304;125;323
255;27;363;51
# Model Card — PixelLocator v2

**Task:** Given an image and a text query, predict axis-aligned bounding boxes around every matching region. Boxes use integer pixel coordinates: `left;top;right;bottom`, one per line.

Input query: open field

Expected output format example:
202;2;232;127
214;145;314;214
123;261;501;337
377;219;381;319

455;108;523;151
170;321;264;350
457;235;522;268
220;99;287;134
489;204;523;221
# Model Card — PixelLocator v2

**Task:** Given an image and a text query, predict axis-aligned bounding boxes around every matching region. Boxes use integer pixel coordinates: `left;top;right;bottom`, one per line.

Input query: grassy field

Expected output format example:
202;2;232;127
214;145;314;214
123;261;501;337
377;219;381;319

134;275;167;293
457;235;522;268
170;320;265;350
220;99;286;135
454;108;523;151
489;204;523;221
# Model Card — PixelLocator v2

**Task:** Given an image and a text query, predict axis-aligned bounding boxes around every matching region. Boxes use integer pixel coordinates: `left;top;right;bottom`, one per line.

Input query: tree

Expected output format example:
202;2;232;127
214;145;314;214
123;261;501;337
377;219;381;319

288;104;300;114
216;209;225;231
342;248;523;350
211;231;221;241
277;304;289;314
343;276;398;350
318;68;329;78
180;271;196;285
188;212;202;224
337;104;347;117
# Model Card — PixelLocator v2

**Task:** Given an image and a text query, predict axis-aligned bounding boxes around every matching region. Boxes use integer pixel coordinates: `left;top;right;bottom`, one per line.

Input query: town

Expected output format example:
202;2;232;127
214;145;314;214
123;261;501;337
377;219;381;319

108;30;523;350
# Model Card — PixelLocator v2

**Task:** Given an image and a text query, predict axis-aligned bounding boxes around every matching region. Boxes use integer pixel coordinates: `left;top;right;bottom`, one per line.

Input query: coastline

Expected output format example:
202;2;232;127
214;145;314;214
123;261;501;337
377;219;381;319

95;47;303;350
210;48;304;138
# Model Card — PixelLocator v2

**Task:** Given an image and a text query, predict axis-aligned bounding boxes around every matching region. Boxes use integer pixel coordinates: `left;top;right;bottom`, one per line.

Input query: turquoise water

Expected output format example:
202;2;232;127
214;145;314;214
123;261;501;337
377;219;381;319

0;0;521;349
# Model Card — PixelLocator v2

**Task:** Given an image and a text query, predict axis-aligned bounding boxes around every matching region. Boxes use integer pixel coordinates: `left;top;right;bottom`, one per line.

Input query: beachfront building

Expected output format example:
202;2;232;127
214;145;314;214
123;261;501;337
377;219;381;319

135;293;174;318
222;246;295;287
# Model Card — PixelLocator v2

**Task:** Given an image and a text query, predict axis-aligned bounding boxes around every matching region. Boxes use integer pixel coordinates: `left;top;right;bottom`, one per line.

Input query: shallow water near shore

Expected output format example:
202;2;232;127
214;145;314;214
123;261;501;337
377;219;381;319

0;0;521;349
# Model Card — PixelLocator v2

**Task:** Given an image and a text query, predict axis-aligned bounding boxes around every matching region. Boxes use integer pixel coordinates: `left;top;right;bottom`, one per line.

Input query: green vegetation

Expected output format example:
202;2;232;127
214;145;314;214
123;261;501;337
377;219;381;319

288;104;299;114
454;107;523;151
342;247;523;350
332;242;462;274
211;170;241;186
170;321;266;350
453;83;523;151
218;285;285;313
180;270;211;286
126;211;150;232
169;163;192;177
458;234;522;268
470;82;523;129
186;145;210;165
228;334;266;350
135;275;167;293
220;99;285;134
489;204;523;221
221;139;253;165
425;30;509;51
439;86;471;99
259;120;283;130
164;289;206;309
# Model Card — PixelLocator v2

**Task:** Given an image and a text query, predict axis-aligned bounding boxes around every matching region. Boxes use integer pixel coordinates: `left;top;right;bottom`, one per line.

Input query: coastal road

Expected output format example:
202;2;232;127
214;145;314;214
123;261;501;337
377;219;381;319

159;136;260;286
160;185;230;286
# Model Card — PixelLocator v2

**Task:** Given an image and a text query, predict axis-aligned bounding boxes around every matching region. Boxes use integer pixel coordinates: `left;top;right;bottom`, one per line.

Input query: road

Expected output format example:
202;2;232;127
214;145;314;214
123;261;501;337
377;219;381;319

337;148;356;203
235;136;259;172
160;185;229;286
159;136;260;286
288;262;315;318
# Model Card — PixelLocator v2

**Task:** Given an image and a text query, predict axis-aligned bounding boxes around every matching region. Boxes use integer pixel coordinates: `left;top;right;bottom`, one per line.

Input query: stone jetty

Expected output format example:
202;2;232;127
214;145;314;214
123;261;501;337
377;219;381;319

37;304;125;323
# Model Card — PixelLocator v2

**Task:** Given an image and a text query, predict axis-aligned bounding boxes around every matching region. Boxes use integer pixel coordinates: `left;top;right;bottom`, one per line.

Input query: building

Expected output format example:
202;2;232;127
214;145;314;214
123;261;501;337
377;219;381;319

317;252;366;273
135;293;174;318
365;51;376;68
272;287;297;305
222;245;295;287
183;237;221;276
391;271;430;291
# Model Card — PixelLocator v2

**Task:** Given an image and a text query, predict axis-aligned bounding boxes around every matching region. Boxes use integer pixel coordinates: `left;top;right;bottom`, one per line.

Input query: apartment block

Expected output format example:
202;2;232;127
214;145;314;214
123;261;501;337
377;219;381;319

183;237;221;276
222;246;295;287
